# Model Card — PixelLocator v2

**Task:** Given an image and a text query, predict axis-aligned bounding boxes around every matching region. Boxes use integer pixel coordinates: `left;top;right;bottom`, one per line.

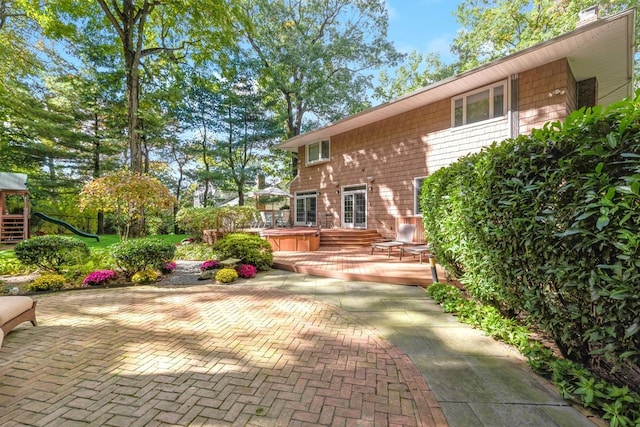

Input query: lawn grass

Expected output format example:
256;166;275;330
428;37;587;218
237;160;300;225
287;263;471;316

0;234;189;264
75;234;190;249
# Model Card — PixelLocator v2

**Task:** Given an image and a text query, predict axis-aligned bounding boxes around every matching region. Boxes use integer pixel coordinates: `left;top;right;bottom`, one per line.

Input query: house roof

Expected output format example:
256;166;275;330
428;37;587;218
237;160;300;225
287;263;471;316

278;8;636;151
0;172;28;191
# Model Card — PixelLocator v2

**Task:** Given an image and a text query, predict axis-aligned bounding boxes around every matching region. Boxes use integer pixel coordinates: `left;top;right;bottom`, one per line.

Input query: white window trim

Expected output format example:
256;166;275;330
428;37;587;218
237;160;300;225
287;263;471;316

305;140;330;166
451;80;507;128
414;176;427;216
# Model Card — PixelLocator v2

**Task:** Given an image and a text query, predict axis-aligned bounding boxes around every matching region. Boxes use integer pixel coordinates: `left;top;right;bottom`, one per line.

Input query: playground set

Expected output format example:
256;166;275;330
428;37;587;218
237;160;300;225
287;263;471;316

0;172;99;244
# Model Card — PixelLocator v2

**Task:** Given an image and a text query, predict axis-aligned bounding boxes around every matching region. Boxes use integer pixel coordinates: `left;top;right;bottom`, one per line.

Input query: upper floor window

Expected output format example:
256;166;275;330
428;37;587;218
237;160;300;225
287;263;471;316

306;140;330;165
452;81;506;127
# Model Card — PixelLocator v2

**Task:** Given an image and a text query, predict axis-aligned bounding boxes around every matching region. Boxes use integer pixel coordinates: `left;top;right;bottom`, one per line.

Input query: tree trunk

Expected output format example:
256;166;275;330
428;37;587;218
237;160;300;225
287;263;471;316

125;59;143;173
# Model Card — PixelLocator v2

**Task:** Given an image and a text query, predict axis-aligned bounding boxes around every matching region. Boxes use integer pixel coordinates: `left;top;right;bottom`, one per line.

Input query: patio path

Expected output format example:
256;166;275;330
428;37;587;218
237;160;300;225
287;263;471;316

0;279;443;426
0;267;600;426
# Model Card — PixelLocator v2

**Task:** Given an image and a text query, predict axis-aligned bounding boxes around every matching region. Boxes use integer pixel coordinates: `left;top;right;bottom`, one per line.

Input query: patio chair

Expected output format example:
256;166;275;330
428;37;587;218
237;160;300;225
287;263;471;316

371;224;416;258
276;210;290;227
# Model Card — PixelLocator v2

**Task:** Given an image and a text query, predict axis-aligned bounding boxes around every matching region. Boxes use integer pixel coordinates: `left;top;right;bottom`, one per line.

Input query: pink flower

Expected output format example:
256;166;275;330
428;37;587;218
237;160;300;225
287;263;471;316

162;261;177;274
236;264;257;279
82;270;117;287
199;260;221;271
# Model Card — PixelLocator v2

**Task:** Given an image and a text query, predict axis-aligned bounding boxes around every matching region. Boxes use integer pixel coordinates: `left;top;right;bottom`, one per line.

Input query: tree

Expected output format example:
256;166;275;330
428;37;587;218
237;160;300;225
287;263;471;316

20;0;231;173
79;170;176;240
452;0;639;73
233;0;402;175
374;51;457;102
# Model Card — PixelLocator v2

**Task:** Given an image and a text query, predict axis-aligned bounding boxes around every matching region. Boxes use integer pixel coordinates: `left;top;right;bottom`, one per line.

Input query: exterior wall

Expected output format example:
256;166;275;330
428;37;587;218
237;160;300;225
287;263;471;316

518;58;573;134
292;58;575;239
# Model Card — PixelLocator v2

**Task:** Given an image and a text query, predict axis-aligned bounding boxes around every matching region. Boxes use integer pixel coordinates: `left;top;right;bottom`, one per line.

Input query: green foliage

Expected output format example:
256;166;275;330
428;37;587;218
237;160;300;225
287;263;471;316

110;238;176;277
14;236;90;272
421;93;640;390
427;283;640;424
27;274;66;292
0;252;32;275
80;171;177;240
131;269;161;284
215;267;238;283
174;243;217;261
212;233;273;271
176;206;259;238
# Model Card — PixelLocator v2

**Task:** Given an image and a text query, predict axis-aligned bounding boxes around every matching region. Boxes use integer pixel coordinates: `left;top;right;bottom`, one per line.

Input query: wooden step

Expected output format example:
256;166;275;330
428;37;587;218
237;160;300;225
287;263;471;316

319;229;382;247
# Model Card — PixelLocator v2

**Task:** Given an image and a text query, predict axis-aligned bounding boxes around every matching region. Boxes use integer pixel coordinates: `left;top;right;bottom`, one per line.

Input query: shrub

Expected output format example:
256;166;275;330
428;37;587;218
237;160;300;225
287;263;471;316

82;270;117;287
14;236;90;272
215;268;238;283
28;274;66;292
212;233;273;271
131;269;161;284
236;264;257;279
421;92;640;391
110;238;176;277
199;259;220;271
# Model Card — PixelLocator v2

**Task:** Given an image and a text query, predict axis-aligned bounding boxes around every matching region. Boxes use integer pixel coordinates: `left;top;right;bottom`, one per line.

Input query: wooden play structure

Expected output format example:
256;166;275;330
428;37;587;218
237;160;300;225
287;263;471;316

0;173;29;244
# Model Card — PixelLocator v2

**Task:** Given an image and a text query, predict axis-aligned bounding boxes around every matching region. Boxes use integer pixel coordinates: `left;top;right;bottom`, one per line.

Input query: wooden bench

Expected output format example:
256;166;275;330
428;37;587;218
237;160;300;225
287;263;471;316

0;296;37;347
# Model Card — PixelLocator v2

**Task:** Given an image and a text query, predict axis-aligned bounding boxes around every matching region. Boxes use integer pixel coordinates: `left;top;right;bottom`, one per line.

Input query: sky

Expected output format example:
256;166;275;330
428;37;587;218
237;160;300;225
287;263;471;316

385;0;463;63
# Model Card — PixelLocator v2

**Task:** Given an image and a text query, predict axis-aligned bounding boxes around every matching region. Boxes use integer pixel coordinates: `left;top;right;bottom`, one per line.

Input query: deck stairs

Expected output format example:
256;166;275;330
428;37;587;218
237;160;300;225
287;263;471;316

319;228;382;248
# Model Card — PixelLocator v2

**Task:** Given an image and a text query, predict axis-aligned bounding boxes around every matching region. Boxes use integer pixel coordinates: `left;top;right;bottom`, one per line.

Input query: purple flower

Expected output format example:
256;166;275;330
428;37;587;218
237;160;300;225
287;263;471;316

162;261;177;274
82;269;117;287
199;260;221;271
235;264;257;279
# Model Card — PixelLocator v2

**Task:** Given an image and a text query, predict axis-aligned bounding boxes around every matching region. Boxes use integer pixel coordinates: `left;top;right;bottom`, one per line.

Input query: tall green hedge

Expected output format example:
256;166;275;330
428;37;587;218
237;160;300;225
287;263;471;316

421;91;640;391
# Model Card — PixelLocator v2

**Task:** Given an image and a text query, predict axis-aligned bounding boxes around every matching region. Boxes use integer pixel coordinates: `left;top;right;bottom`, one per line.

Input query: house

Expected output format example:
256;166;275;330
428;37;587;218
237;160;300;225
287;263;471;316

0;172;30;244
277;8;636;241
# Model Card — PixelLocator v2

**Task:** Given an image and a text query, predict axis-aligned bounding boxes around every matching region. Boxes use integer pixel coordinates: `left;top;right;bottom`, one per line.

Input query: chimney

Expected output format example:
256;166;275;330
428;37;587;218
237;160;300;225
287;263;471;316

577;6;599;27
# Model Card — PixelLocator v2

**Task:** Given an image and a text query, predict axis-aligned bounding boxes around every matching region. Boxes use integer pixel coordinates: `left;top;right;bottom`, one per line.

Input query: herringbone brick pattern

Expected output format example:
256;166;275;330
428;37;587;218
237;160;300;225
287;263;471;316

0;285;446;426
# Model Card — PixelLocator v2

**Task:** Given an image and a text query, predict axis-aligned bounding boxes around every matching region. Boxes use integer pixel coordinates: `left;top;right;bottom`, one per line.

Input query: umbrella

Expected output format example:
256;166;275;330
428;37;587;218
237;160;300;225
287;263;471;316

254;186;292;198
255;186;292;227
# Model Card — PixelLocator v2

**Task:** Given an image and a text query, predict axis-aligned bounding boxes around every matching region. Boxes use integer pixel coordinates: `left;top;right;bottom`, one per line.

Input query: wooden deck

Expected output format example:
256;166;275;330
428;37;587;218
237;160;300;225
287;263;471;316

272;246;452;287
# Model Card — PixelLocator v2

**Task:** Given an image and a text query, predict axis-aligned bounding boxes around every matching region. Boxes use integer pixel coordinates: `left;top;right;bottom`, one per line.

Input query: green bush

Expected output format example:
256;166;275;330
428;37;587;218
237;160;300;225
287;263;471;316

215;268;238;283
212;233;273;271
14;236;90;272
131;269;161;284
421;92;640;391
175;205;259;238
27;273;66;292
110;238;176;277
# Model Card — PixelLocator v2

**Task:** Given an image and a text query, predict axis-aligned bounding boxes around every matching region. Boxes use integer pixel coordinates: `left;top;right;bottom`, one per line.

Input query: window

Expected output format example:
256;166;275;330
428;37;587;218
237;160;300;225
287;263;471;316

414;177;426;215
306;140;330;165
452;82;506;127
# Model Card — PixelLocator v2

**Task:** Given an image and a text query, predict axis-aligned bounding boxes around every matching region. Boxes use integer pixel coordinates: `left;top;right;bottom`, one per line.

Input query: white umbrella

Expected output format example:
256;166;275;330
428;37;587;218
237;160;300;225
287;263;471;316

254;186;292;197
255;186;292;227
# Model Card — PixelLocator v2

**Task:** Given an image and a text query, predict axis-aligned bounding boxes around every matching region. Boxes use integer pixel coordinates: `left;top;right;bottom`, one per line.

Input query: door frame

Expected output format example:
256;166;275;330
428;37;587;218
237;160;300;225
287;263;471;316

341;184;367;229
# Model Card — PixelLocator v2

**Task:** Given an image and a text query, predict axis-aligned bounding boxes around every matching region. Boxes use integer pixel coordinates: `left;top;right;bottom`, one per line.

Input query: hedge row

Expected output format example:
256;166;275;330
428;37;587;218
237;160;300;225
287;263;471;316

421;91;640;391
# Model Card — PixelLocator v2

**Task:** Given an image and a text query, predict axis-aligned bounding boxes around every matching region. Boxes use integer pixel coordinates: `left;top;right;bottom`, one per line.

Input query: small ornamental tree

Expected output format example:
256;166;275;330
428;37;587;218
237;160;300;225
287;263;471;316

79;170;176;240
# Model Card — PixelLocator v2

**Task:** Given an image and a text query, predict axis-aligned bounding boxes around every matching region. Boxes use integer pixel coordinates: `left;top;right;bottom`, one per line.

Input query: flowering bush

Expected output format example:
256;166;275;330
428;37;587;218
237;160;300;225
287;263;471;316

131;269;161;284
27;274;66;292
199;259;221;271
215;268;238;283
82;269;117;287
162;261;177;274
236;264;257;279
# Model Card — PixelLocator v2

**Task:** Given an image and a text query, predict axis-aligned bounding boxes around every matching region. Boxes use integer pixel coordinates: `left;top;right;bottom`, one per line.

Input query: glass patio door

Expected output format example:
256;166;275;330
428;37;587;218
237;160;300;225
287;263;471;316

342;185;367;229
295;191;317;226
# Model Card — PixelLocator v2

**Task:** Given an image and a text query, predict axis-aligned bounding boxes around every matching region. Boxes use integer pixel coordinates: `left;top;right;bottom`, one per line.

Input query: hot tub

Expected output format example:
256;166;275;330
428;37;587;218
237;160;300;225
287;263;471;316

261;228;320;252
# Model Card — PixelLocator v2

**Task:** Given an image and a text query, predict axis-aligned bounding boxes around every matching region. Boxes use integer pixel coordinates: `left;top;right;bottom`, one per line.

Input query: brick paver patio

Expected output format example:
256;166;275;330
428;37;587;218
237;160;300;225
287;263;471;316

0;285;446;426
